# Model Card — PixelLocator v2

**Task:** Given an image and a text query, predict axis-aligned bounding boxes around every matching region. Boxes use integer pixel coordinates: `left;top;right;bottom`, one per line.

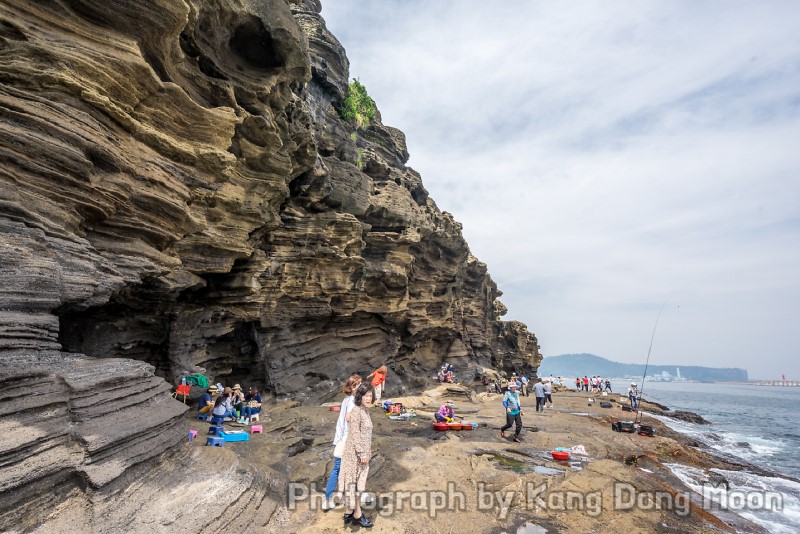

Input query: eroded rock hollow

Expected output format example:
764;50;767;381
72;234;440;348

0;0;540;528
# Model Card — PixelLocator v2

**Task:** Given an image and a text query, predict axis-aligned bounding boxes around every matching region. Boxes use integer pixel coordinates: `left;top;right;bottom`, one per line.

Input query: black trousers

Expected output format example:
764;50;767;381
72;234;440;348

536;396;546;412
501;412;522;436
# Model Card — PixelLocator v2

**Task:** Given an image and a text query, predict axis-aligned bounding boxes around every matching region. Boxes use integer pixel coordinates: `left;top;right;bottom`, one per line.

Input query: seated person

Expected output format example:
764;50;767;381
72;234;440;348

197;385;217;416
231;383;245;415
434;401;455;423
211;395;237;421
444;370;454;383
437;366;447;383
240;386;262;423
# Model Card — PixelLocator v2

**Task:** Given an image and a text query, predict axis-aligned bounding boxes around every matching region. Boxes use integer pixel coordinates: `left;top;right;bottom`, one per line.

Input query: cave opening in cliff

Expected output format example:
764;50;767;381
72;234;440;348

230;17;283;71
56;290;174;380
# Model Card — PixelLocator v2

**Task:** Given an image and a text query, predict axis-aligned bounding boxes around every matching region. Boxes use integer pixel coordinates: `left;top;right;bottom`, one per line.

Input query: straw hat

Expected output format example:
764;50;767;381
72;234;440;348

208;385;218;393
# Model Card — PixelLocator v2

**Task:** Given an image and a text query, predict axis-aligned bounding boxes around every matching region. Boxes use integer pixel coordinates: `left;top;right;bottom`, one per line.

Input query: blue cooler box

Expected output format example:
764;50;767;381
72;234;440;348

220;430;250;442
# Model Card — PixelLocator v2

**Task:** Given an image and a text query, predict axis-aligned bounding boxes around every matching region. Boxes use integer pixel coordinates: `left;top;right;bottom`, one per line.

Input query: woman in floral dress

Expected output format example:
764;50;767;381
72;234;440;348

338;382;375;528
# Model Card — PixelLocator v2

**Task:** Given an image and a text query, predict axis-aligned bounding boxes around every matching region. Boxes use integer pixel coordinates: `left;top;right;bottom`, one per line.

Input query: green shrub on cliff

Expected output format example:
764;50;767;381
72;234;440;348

341;79;376;129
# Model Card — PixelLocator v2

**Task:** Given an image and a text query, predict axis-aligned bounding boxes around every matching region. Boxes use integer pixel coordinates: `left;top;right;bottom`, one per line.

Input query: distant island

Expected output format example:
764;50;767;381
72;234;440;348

538;353;748;382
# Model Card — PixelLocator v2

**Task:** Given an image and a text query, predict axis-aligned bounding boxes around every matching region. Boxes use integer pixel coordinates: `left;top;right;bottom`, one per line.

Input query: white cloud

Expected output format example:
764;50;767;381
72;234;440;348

322;1;800;379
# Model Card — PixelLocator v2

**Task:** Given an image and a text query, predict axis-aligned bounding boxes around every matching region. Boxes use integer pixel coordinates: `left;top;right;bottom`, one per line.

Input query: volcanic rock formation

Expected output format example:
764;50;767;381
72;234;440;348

0;0;540;528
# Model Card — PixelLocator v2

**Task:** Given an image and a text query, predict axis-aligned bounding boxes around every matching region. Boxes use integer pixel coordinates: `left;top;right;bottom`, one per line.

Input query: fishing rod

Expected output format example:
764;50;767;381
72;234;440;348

635;301;674;425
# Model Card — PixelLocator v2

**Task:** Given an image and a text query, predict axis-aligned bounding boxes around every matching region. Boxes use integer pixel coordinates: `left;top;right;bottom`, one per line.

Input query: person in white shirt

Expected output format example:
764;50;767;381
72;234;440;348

628;383;639;411
322;374;362;511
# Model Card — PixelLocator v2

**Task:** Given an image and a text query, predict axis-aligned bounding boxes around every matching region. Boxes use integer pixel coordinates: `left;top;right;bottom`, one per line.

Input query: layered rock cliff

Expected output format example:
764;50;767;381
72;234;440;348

0;0;540;528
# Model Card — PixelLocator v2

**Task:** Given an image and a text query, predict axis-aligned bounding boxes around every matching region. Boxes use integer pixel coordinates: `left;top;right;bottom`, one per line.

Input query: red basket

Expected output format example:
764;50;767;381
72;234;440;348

433;422;449;431
551;451;570;461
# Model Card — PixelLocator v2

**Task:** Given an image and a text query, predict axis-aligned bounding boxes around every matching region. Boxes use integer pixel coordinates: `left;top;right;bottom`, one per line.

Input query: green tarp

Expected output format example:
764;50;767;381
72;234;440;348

183;374;208;388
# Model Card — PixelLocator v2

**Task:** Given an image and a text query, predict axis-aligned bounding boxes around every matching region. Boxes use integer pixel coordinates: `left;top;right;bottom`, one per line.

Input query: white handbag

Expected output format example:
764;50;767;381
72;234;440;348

333;440;346;458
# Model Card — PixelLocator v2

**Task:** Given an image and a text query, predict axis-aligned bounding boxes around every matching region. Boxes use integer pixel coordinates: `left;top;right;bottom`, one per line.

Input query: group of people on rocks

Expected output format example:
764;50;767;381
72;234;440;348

193;363;557;529
436;363;455;383
573;376;641;410
478;370;551;443
196;383;262;424
576;375;613;393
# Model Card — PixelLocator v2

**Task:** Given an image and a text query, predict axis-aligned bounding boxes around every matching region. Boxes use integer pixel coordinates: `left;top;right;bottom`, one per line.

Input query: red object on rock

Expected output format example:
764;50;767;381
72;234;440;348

433;422;449;431
551;451;570;461
329;405;340;412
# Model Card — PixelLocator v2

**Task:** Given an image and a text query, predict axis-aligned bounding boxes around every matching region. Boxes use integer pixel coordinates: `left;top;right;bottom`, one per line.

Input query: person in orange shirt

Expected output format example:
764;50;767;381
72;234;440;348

367;365;388;402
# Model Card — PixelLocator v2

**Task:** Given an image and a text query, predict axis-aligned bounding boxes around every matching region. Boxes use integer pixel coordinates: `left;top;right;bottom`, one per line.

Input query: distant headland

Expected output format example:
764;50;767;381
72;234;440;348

538;353;748;382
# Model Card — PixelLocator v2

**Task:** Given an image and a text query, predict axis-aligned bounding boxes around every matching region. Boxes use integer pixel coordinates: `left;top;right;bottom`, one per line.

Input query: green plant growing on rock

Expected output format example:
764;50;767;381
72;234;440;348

340;78;376;129
356;147;364;170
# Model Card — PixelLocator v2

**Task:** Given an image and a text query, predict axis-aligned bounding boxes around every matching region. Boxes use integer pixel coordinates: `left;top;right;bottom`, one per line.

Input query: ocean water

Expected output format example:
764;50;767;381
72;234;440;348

624;380;800;533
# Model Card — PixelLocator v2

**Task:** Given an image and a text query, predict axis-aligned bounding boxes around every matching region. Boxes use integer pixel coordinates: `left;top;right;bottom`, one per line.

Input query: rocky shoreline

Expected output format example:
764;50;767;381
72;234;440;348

8;379;787;532
125;385;781;532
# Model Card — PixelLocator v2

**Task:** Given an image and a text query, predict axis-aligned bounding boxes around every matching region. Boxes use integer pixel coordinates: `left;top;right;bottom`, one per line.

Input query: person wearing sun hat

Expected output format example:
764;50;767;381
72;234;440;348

435;401;456;423
231;384;245;417
500;381;523;442
197;384;217;416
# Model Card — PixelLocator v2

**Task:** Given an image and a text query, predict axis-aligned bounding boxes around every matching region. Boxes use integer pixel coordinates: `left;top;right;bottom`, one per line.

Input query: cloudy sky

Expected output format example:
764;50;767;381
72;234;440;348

321;1;800;380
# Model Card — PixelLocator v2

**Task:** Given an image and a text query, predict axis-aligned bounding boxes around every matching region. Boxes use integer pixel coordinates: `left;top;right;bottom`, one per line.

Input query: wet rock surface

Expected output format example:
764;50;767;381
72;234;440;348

664;410;713;425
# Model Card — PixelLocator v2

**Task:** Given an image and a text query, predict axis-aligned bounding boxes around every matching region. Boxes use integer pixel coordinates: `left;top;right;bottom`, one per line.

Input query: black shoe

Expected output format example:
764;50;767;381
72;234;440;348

355;515;374;528
343;513;354;525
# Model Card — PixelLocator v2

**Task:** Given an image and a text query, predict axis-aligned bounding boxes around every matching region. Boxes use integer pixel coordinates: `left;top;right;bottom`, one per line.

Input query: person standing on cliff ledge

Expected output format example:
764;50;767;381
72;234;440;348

367;365;388;403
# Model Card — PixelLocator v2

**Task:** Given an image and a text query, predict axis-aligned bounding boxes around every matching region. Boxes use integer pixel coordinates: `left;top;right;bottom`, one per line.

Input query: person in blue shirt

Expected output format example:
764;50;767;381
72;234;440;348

500;381;523;442
197;385;216;418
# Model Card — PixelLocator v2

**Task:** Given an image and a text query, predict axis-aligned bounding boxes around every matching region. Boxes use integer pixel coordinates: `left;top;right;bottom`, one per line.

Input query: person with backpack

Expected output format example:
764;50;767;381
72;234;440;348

500;381;523;442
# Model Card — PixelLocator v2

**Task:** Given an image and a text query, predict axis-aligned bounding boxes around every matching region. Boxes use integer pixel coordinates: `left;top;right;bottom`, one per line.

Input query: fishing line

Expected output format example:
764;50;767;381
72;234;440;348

636;301;674;425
